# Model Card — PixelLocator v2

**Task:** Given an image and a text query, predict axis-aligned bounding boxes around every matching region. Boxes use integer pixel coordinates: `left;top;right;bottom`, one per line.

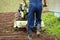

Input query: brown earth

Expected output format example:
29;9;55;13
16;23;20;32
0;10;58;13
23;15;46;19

0;12;57;40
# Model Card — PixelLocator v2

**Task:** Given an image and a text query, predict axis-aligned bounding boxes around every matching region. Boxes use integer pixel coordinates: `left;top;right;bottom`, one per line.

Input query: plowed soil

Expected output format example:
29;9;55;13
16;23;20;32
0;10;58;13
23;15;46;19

0;12;57;40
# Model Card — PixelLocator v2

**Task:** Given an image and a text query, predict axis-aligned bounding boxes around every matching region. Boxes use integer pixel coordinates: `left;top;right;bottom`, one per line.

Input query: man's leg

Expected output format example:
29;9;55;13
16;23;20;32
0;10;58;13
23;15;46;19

28;5;35;40
36;6;42;35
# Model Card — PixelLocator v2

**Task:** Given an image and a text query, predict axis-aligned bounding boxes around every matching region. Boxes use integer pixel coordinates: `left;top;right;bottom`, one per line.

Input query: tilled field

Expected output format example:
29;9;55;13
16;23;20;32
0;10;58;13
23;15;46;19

0;12;57;40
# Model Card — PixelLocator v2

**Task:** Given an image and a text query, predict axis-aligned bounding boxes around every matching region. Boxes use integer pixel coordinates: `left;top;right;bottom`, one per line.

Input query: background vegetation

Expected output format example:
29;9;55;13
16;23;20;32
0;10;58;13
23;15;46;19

42;12;60;40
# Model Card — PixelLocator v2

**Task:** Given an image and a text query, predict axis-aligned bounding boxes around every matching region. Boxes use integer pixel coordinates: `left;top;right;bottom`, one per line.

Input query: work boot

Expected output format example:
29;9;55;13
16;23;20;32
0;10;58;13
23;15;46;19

32;27;36;33
28;35;32;40
28;29;32;40
36;24;41;36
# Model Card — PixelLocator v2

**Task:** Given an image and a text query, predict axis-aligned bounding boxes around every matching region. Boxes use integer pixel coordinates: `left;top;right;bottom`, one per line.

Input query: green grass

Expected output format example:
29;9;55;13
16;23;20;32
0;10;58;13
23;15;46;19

0;0;24;12
0;0;29;12
42;12;60;40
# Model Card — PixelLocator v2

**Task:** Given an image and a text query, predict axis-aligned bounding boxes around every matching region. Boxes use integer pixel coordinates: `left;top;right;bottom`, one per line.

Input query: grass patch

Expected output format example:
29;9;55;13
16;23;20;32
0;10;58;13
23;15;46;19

42;12;60;40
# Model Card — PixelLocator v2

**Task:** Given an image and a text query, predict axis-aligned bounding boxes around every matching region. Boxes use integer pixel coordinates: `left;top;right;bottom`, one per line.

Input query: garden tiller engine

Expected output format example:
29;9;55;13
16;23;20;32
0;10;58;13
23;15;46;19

14;3;28;28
